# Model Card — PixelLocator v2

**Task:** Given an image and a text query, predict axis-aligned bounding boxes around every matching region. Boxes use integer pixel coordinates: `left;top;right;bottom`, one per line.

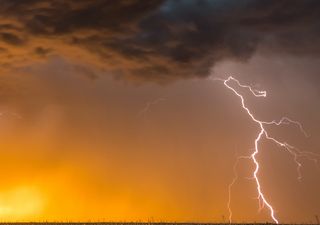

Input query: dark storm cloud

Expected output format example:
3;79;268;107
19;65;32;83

0;0;320;82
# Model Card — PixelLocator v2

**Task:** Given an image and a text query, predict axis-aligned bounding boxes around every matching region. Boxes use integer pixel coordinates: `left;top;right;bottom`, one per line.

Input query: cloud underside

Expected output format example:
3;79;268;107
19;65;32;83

0;0;320;82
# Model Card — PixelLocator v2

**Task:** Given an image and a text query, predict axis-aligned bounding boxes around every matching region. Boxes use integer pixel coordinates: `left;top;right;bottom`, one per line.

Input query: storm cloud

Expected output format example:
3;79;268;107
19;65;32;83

0;0;320;82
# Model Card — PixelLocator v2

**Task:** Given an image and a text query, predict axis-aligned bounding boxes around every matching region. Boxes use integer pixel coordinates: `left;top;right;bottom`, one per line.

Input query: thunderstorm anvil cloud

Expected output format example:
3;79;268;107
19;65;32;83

0;0;320;82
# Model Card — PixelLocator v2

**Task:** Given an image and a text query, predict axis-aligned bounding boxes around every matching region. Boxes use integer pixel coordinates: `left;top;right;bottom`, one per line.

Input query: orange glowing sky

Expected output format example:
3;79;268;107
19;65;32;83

0;55;318;223
0;1;320;223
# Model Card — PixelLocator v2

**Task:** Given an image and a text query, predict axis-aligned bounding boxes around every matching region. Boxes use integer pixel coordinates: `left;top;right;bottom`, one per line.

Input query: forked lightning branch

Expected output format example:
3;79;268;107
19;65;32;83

212;76;320;224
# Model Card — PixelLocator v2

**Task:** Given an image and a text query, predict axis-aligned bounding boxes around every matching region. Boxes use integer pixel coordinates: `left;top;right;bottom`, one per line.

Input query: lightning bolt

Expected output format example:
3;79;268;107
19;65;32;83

212;76;320;224
227;154;251;223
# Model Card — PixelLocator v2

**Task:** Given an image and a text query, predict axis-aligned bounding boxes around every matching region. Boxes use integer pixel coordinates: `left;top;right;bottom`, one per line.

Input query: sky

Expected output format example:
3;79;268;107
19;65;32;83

0;0;319;223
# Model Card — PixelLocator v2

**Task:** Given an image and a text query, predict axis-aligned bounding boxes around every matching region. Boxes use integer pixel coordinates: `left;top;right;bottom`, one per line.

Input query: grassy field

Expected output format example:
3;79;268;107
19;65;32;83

0;223;316;225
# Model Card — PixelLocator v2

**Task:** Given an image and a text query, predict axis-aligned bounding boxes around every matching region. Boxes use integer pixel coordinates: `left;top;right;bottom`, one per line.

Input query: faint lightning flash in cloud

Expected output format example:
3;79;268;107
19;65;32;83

212;76;320;224
0;110;22;120
138;98;166;118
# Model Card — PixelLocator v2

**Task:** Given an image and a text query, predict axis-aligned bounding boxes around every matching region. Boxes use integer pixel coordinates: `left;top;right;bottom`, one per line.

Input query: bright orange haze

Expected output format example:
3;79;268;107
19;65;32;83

0;55;319;223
